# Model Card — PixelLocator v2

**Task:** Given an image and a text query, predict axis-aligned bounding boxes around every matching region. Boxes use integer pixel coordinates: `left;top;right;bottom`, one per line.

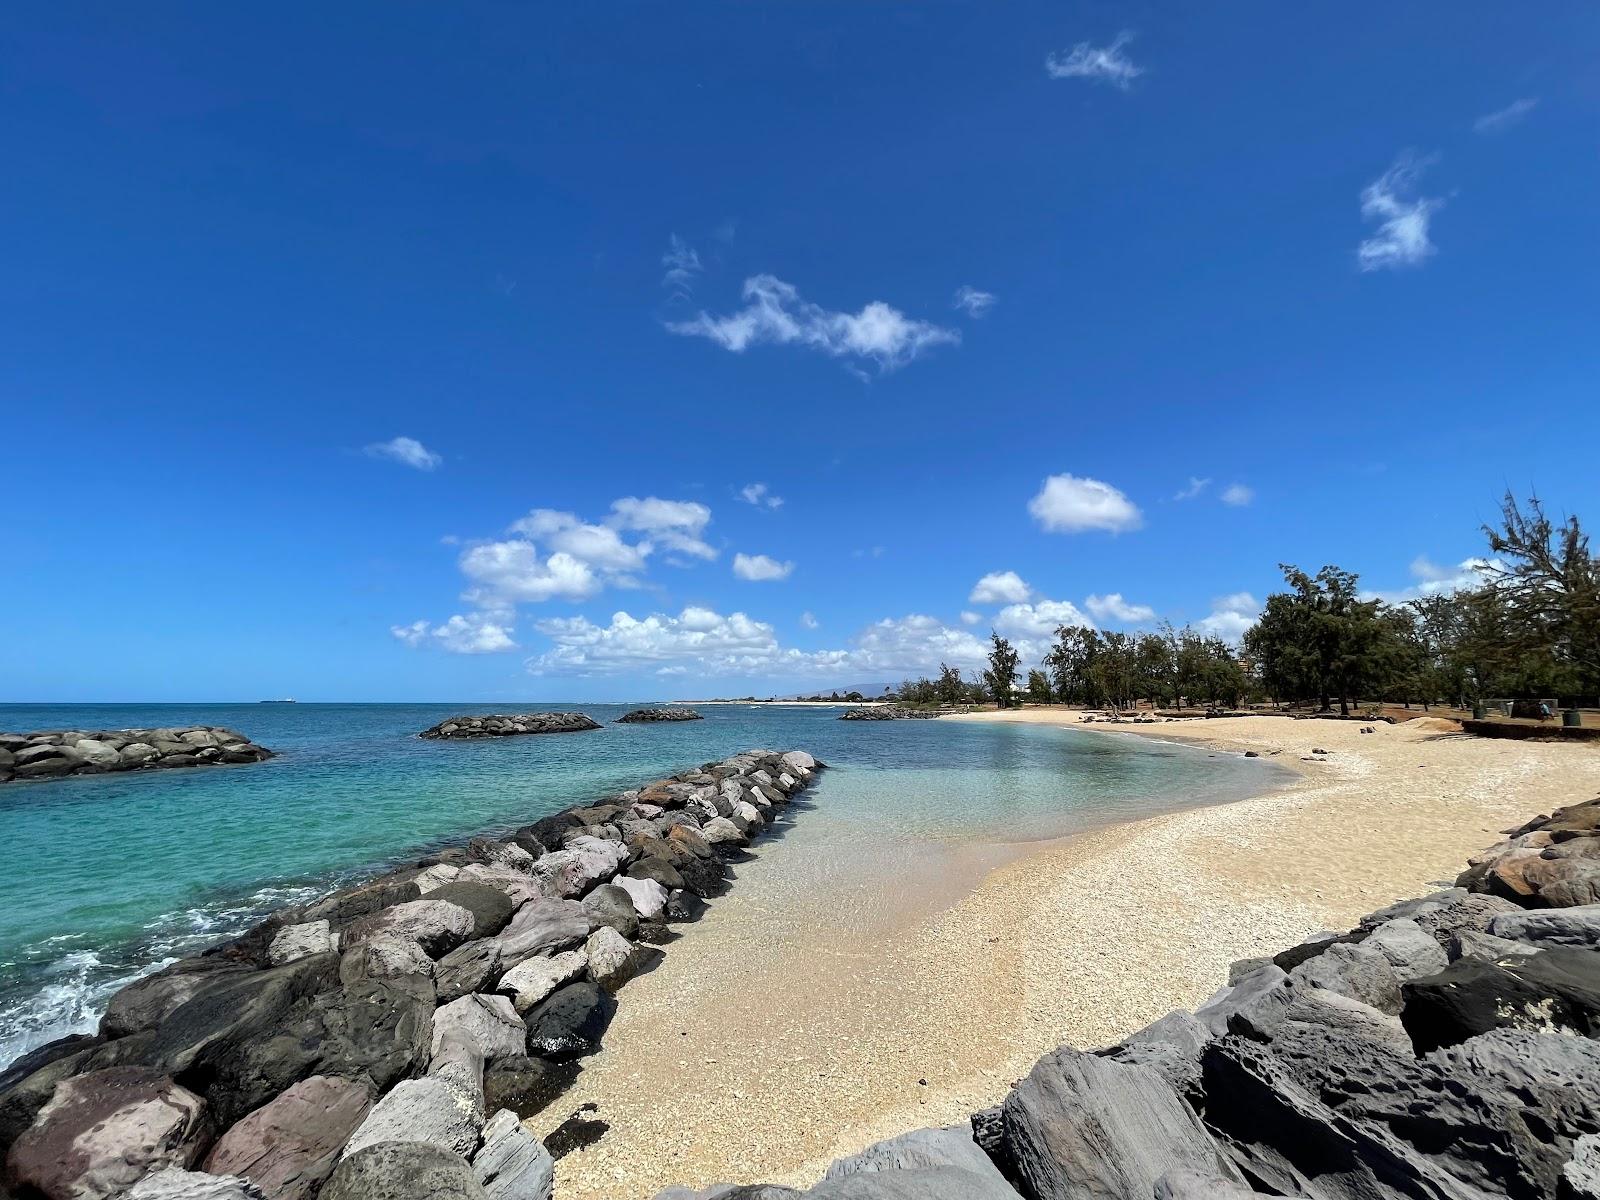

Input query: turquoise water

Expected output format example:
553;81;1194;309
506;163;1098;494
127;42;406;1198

0;703;1288;1067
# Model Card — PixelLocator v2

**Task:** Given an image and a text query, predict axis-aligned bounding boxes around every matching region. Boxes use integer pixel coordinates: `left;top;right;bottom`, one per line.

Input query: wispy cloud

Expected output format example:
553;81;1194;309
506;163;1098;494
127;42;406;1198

740;482;784;509
666;275;959;372
1474;97;1538;135
733;552;794;582
392;613;516;654
1046;32;1142;89
1358;152;1444;272
952;286;997;318
1029;474;1143;533
1174;476;1211;501
661;234;702;294
1220;483;1255;507
800;611;819;630
366;436;442;471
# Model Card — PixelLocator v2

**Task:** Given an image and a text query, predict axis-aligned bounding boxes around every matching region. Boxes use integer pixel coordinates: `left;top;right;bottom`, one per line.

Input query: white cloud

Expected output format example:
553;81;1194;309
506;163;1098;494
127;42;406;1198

952;286;997;318
1363;556;1501;604
959;611;982;626
1174;477;1211;501
509;510;649;576
1474;97;1538;135
460;542;602;607
1085;593;1157;623
733;552;794;581
392;613;517;654
661;234;702;291
1220;483;1255;507
366;436;442;471
800;611;819;630
1045;31;1142;89
1358;153;1443;272
1197;593;1260;643
1029;474;1143;534
852;614;990;671
994;598;1094;641
530;607;809;676
609;496;716;560
739;482;784;509
666;275;960;372
969;571;1033;604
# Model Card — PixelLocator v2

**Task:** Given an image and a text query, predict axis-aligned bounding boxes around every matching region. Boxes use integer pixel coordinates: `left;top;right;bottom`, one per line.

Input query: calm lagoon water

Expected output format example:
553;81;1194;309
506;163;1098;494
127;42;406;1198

0;702;1288;1066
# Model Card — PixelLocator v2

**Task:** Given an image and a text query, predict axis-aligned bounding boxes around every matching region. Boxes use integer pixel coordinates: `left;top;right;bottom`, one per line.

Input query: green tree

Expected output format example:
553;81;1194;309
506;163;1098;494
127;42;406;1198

935;662;966;706
984;634;1021;708
1025;669;1053;704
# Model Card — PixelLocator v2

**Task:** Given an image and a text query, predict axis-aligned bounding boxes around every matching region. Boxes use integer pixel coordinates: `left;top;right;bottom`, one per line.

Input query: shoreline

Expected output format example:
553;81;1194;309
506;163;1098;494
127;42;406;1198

540;710;1600;1197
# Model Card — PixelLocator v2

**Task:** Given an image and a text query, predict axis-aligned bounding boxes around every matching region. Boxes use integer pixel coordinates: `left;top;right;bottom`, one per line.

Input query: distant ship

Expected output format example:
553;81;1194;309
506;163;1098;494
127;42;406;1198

258;698;297;704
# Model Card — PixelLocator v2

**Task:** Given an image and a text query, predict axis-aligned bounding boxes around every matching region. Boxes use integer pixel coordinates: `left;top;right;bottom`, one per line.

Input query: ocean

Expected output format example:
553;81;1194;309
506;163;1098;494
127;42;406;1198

0;702;1288;1068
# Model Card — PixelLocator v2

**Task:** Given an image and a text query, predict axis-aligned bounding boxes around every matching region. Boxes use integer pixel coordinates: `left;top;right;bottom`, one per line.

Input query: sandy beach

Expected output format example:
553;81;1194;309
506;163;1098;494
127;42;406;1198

536;712;1600;1198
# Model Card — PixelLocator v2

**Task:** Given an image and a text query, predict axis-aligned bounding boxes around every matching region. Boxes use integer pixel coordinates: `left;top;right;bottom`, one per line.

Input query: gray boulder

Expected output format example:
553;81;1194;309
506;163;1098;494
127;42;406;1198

321;1142;488;1200
472;1109;554;1200
1195;964;1290;1035
1288;942;1403;1014
268;921;337;966
426;883;516;938
125;1169;266;1199
1151;1169;1259;1200
808;1168;1019;1199
430;994;526;1065
1567;1133;1600;1200
497;950;589;1015
339;935;436;988
342;1065;485;1158
494;899;593;961
1001;1046;1241;1200
523;982;615;1060
433;940;507;1003
202;1075;372;1200
822;1123;1011;1190
585;927;642;992
340;900;476;958
1488;905;1600;950
101;957;258;1039
613;875;669;920
582;884;641;939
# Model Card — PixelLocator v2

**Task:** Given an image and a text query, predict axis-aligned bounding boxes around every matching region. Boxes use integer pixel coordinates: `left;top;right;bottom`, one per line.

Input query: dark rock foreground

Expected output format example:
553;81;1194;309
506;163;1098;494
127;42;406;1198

0;748;823;1200
418;713;603;740
616;708;704;724
0;726;272;783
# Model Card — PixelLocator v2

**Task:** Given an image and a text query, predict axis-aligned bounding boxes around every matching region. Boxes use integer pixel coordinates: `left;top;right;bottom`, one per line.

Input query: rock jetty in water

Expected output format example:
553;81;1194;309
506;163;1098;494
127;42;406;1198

0;748;824;1200
0;727;272;784
419;712;603;740
652;796;1600;1200
838;705;938;721
616;708;703;724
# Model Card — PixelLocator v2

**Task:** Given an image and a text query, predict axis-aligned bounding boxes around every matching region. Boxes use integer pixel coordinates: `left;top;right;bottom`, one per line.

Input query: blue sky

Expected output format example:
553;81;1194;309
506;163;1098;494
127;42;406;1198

3;4;1597;702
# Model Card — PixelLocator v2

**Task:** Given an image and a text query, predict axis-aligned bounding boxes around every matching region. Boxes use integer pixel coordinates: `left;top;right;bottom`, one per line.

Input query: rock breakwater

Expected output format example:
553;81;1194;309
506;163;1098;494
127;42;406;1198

419;713;603;740
837;706;938;722
0;727;272;783
616;709;703;724
0;748;823;1200
652;795;1600;1200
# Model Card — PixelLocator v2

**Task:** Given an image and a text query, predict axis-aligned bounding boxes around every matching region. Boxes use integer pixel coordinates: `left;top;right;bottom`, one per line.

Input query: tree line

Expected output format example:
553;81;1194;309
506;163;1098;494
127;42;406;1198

893;493;1598;713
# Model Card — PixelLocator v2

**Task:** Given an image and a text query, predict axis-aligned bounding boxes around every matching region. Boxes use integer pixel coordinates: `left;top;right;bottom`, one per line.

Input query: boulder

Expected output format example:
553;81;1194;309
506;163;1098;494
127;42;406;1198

523;982;615;1060
340;900;476;958
627;856;685;892
1152;1169;1259;1200
531;838;627;899
1488;905;1600;950
414;864;461;894
613;875;669;921
585;927;642;993
466;839;536;874
304;875;422;925
6;1068;211;1200
453;865;546;908
482;1056;579;1120
202;1075;372;1200
1567;1133;1600;1200
125;1169;266;1199
1361;917;1449;980
430;994;526;1065
1400;948;1600;1052
433;940;507;1003
342;1066;485;1158
268;921;337;966
320;1142;488;1200
701;817;747;847
472;1109;554;1200
101;957;258;1039
1288;941;1403;1014
339;936;435;989
1194;965;1290;1035
494;899;593;961
581;884;640;939
822;1123;1011;1190
1000;1046;1241;1200
497;950;589;1016
666;890;709;922
425;883;516;938
808;1168;1019;1199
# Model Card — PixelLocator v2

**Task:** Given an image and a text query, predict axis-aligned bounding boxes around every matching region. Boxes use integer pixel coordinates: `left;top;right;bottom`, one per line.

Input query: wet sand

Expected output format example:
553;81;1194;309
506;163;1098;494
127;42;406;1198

537;712;1600;1198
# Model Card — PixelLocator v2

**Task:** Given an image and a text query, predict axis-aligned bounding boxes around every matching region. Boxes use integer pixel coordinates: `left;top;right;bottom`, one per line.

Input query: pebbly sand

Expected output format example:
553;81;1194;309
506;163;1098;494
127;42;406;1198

535;712;1600;1198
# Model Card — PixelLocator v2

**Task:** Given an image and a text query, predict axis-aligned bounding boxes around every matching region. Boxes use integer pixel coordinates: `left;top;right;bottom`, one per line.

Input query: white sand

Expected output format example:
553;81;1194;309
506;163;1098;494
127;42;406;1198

536;712;1600;1198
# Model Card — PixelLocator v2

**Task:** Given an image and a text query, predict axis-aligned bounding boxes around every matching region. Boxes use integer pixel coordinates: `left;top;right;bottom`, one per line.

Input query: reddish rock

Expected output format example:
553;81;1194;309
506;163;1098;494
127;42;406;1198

6;1067;210;1200
202;1076;372;1200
